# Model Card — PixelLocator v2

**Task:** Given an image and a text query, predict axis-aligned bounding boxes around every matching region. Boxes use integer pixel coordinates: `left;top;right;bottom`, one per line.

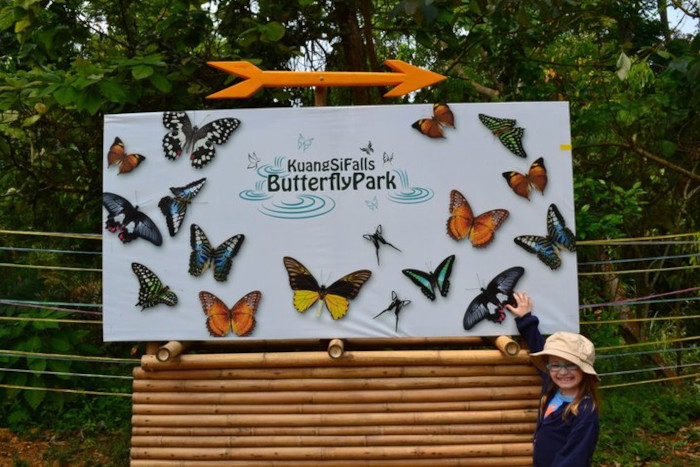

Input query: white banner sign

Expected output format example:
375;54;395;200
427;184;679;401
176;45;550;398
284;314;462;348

102;102;578;342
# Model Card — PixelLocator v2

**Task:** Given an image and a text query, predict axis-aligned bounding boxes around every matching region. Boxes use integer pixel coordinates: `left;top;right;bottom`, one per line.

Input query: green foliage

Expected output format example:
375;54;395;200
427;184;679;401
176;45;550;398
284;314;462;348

596;385;700;464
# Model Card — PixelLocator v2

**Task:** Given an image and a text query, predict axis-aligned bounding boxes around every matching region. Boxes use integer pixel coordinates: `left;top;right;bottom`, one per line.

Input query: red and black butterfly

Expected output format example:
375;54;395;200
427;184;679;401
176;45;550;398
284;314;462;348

102;193;162;246
463;266;525;330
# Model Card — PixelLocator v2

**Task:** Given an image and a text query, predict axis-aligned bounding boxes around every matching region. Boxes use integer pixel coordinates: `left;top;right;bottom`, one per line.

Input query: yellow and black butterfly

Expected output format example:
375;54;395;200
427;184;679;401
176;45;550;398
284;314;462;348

502;157;548;200
107;137;145;174
282;257;372;320
412;103;455;138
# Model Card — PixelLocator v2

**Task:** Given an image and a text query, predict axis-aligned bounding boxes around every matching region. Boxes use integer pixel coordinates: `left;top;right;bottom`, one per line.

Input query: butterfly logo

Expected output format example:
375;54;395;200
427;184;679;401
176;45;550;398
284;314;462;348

383;152;394;165
360;141;374;154
247;152;260;170
374;291;411;332
283;257;372;320
463;266;525;330
102;193;162;246
402;254;455;301
412;103;455;138
131;263;178;310
189;224;245;282
298;134;314;151
363;225;401;265
447;190;509;248
478;113;527;158
199;290;261;337
503;157;548;200
162;111;240;169
158;178;206;237
514;203;576;270
365;196;378;211
106;137;145;175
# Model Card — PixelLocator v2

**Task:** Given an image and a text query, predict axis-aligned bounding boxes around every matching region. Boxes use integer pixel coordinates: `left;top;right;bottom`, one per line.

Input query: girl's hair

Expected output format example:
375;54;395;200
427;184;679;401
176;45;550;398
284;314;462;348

540;373;601;422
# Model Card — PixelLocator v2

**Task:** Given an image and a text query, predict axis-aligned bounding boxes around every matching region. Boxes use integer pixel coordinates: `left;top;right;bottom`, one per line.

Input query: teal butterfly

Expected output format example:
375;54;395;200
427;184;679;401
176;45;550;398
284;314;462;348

402;254;455;301
514;204;576;270
189;224;245;282
478;113;527;158
131;263;178;310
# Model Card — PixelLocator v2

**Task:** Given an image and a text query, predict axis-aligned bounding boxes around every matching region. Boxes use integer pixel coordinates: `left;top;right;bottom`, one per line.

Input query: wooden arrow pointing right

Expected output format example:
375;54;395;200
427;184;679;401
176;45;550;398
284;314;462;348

206;60;447;99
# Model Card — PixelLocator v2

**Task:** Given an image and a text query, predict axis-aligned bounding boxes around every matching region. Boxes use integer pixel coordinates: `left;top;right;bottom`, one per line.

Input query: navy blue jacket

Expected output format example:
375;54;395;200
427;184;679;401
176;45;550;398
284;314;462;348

516;313;599;467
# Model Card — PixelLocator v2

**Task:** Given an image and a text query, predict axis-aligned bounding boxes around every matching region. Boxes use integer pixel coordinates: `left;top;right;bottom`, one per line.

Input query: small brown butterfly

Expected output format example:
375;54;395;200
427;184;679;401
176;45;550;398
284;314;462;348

502;157;548;200
107;137;145;174
412;103;455;138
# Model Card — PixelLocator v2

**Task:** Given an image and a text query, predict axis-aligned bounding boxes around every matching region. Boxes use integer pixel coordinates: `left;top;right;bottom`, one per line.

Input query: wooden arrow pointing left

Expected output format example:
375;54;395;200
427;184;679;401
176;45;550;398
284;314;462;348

206;60;446;99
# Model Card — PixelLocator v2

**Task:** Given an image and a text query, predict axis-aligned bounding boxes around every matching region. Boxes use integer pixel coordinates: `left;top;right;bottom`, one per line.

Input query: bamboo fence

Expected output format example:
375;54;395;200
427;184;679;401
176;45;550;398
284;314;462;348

131;340;540;466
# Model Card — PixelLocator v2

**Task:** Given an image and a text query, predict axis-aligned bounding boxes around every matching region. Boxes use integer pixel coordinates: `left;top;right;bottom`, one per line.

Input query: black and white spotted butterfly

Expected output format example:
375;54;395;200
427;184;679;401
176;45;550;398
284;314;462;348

162;111;240;169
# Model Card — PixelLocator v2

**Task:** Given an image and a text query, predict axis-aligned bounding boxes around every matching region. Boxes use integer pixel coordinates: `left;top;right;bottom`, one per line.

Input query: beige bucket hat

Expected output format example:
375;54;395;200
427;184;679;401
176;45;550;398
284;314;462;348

530;332;599;380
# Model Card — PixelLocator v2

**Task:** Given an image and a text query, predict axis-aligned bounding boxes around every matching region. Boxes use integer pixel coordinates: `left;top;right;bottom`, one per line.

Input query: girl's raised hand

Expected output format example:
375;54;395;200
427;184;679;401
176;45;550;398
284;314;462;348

506;291;532;317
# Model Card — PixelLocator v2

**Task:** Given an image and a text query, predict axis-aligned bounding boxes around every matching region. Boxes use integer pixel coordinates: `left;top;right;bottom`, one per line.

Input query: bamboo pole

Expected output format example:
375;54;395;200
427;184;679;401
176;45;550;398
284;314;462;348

132;409;538;428
328;339;345;359
131;399;538;415
157;341;192;362
132;364;537;380
131;433;532;448
485;336;520;357
130;443;534;460
132;375;540;393
140;349;530;370
130;457;533;466
132;386;541;405
131;422;536;437
193;336;487;353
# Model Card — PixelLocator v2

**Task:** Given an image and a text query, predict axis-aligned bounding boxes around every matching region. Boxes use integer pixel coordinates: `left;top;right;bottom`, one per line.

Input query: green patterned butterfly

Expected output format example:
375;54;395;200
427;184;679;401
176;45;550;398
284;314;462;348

402;255;455;301
478;113;528;158
131;263;178;310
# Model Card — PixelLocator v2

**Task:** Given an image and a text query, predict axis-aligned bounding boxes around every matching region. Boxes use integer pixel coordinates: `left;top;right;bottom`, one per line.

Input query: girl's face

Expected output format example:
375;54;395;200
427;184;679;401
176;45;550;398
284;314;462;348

548;356;583;396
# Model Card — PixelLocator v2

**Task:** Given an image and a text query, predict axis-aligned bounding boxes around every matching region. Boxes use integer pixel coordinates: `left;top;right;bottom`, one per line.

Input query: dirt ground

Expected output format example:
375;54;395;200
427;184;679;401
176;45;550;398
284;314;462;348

0;429;117;467
1;426;699;466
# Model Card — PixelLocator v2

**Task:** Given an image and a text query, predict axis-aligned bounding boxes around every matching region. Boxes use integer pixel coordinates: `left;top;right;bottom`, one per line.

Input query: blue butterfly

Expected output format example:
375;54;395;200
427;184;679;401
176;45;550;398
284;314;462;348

402;254;455;301
158;178;206;237
298;134;314;151
365;196;378;211
514;203;576;270
189;224;245;282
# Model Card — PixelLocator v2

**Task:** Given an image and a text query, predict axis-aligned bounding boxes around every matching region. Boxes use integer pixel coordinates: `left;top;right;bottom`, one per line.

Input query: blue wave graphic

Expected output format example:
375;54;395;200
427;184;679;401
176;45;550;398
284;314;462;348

387;169;433;204
258;194;336;219
387;187;434;204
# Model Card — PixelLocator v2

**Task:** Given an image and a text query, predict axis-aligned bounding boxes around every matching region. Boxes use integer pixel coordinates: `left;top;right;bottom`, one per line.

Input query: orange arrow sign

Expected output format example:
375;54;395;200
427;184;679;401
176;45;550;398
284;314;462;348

206;60;446;99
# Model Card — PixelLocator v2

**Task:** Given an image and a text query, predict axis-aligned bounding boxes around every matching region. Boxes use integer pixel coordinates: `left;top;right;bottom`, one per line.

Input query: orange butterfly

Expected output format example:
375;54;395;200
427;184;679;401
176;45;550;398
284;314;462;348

199;290;261;337
502;157;548;199
412;103;455;138
446;190;509;247
107;137;145;174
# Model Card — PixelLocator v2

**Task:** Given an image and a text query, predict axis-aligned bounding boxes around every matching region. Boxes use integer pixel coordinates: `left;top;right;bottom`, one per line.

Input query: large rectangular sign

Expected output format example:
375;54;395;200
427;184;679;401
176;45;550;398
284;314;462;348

102;102;578;341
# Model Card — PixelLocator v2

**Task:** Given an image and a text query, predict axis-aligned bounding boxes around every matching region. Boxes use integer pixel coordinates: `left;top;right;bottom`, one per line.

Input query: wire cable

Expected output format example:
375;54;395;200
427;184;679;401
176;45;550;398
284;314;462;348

0;230;101;240
600;372;700;389
0;246;101;255
0;366;132;380
0;263;101;272
0;349;139;364
0;316;101;325
0;383;131;397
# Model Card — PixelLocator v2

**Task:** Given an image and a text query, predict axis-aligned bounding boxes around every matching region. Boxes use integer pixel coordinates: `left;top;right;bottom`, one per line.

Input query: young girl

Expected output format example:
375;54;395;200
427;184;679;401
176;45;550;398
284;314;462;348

506;291;601;467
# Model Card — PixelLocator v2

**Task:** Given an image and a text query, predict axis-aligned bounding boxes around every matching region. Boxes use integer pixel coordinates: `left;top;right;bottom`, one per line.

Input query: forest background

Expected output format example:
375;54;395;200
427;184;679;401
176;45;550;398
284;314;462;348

0;0;699;465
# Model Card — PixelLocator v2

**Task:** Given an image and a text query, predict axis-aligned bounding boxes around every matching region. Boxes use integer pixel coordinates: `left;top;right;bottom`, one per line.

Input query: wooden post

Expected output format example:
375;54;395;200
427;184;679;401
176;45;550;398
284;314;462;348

485;336;521;357
156;341;191;362
328;339;345;359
